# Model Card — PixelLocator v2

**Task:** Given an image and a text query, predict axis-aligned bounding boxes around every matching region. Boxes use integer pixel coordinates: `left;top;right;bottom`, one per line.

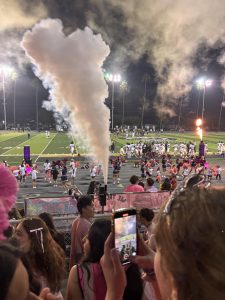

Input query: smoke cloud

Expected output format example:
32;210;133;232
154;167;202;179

0;0;47;30
21;19;111;183
87;0;225;117
0;0;47;68
218;52;225;91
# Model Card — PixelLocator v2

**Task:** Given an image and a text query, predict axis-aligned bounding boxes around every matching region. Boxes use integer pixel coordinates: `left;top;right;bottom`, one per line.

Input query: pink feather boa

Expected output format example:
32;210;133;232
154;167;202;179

0;164;18;240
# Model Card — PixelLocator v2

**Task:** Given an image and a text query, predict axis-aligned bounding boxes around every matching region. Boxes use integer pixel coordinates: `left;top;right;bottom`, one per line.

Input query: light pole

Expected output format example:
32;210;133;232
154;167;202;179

177;97;183;130
11;71;18;127
120;80;128;127
32;79;40;131
218;92;225;131
104;72;121;131
35;85;39;131
196;78;212;125
141;73;150;128
0;66;13;130
2;71;6;130
196;88;201;118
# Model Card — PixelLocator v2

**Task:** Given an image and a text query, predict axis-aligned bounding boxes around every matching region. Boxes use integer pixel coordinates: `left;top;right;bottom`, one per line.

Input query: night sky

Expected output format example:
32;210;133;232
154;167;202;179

1;0;225;130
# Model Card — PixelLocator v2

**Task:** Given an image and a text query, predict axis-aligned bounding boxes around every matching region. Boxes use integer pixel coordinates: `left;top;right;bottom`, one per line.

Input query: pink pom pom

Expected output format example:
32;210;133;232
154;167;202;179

0;164;18;240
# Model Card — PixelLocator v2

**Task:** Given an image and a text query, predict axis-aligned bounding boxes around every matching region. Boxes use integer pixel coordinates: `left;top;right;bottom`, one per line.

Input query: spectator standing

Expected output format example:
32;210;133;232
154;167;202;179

69;165;77;186
112;160;121;184
61;166;69;193
19;163;26;184
31;165;38;189
69;195;94;269
216;165;222;180
51;165;59;187
43;159;51;182
69;141;75;156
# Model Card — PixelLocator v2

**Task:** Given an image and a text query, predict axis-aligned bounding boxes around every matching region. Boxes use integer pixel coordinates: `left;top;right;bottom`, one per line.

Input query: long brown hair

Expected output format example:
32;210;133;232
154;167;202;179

19;217;65;293
155;188;225;300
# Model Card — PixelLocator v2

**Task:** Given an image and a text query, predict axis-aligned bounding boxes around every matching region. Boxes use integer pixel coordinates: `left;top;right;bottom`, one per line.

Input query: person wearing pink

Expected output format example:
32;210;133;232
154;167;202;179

124;175;145;192
69;195;94;269
67;219;111;300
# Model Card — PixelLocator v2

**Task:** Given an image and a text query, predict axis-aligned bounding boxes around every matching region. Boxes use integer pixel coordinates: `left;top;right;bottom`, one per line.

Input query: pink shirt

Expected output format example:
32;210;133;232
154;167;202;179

78;262;107;300
70;216;91;269
124;184;144;192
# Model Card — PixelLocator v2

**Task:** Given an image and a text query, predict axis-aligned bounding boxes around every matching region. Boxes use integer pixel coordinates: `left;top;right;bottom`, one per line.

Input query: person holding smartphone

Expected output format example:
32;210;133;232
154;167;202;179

102;188;225;300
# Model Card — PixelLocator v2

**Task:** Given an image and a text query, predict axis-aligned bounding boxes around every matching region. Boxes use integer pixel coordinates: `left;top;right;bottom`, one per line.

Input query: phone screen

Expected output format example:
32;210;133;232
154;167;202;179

114;210;137;265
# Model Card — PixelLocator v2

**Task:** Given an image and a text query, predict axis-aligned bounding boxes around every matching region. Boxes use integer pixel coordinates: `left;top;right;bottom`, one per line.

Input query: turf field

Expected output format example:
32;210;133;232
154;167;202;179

0;130;225;165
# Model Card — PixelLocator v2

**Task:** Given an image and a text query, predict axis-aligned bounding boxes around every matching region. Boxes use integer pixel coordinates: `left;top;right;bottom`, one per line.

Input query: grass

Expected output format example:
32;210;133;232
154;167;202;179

0;130;224;165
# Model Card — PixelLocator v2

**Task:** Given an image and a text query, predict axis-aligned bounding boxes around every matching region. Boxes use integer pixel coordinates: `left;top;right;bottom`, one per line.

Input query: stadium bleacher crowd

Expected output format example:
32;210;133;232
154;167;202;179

1;157;225;300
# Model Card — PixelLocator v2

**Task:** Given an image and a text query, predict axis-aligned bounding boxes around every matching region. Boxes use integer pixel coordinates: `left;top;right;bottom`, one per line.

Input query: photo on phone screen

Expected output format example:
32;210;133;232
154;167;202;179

114;209;137;265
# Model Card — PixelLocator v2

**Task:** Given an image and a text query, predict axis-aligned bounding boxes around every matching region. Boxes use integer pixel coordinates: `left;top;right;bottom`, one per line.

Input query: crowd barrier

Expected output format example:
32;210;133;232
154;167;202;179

13;192;170;251
24;192;170;216
102;191;170;212
25;196;78;216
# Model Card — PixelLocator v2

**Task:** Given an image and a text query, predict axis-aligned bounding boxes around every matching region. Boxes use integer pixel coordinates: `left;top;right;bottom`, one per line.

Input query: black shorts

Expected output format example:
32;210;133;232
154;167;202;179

61;175;68;181
113;170;119;175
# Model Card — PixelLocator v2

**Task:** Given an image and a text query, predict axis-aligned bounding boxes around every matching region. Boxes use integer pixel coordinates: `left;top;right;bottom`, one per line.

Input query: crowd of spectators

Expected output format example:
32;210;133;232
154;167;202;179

1;160;225;300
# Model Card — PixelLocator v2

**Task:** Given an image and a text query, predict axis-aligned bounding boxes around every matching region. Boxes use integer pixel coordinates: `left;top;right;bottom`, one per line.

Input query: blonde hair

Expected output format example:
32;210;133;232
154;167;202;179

155;188;225;300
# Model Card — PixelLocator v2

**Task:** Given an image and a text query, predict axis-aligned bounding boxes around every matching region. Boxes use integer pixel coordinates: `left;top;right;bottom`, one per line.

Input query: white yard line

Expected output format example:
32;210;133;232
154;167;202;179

1;134;39;155
34;133;57;163
0;133;24;144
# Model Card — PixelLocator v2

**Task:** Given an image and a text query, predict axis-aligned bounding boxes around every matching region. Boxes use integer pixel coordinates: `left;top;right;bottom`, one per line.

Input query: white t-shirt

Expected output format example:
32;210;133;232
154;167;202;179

44;162;51;171
13;169;19;177
70;167;77;177
70;143;75;152
90;166;97;177
19;166;26;176
32;169;38;180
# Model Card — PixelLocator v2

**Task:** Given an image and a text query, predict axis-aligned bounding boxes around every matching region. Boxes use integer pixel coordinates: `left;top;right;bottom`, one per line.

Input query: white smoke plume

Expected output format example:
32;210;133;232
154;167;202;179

88;0;225;116
21;19;111;183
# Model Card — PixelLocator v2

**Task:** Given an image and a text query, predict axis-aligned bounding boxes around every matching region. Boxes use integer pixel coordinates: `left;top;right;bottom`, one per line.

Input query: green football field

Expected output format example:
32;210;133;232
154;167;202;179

0;130;225;165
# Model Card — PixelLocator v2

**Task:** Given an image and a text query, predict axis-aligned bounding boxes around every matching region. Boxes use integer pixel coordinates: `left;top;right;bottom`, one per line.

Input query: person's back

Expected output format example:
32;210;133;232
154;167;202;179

70;215;91;268
67;219;111;300
124;175;144;192
146;177;158;193
77;262;106;300
124;184;144;192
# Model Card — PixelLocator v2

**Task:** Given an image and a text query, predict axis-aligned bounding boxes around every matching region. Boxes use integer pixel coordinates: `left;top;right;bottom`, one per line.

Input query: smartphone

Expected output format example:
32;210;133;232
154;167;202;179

113;208;137;265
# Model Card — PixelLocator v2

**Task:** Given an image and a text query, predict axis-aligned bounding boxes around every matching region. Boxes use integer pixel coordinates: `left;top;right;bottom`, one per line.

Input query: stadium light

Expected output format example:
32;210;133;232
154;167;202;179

0;66;14;130
195;77;213;124
104;72;122;131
